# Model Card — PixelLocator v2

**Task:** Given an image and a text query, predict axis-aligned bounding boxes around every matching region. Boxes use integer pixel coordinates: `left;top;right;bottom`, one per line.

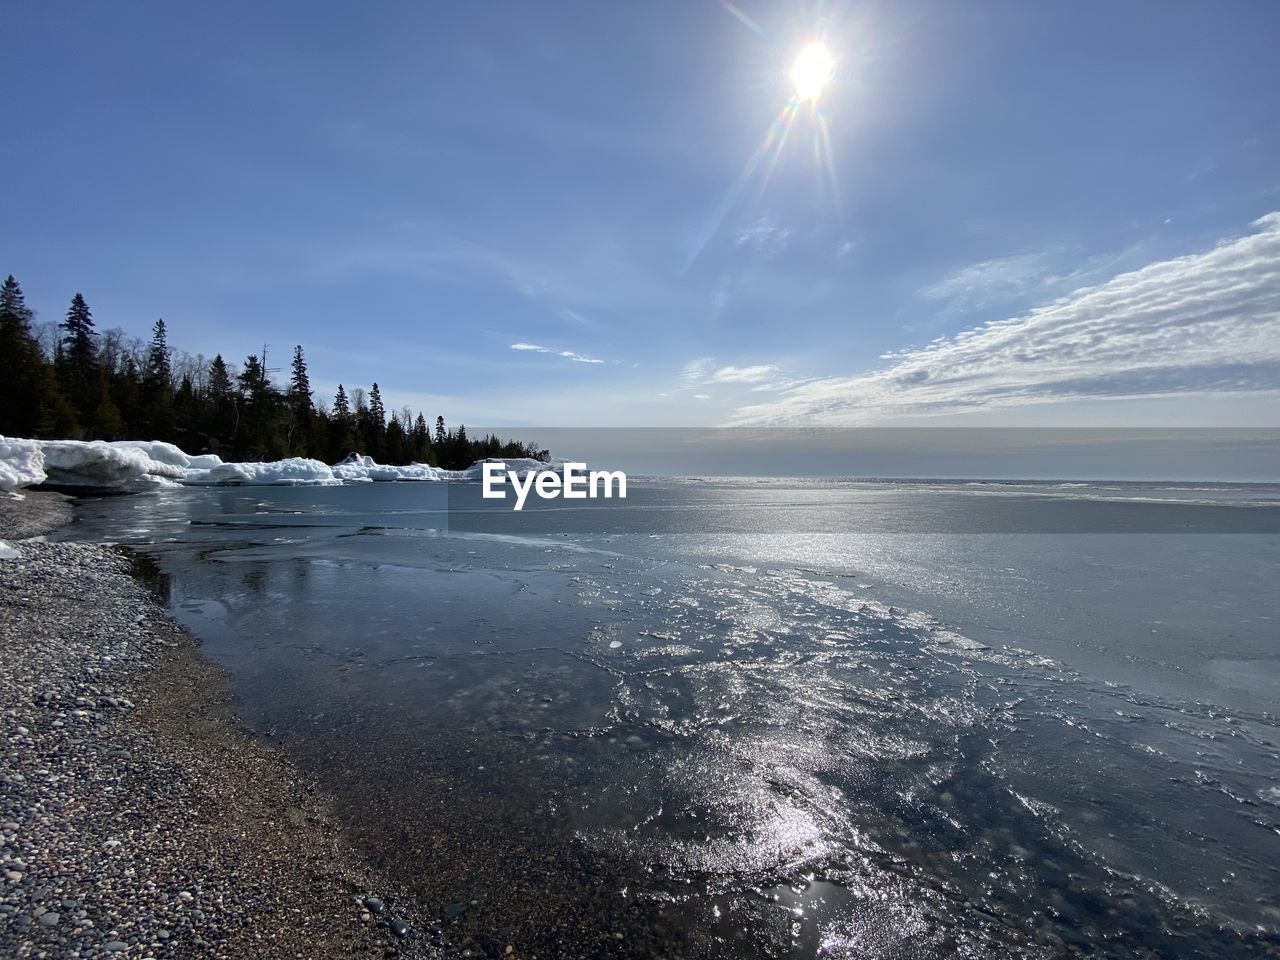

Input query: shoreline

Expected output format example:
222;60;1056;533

0;492;443;959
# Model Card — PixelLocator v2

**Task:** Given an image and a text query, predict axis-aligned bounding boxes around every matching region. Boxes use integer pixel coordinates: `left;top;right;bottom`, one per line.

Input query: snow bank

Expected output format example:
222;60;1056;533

0;437;557;493
40;440;193;489
331;453;458;483
199;458;343;487
460;457;555;480
0;438;226;491
0;437;46;496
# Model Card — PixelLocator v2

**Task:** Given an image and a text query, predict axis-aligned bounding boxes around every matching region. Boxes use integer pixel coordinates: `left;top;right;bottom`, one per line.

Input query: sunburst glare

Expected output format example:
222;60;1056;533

792;41;835;101
688;21;845;266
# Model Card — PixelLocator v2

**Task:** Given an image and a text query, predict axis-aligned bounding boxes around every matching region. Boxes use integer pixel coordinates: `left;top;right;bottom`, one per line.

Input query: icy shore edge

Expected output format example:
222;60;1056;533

0;436;549;495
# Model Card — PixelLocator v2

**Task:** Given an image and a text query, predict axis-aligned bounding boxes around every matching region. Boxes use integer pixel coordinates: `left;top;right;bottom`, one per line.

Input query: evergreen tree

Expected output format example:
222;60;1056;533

61;293;96;373
365;383;387;459
208;354;233;400
90;368;124;438
288;345;313;418
141;319;175;441
59;293;99;429
236;353;278;454
287;345;314;454
0;277;550;464
412;413;430;462
385;418;408;464
204;354;234;448
328;384;354;460
113;357;141;436
368;383;386;429
173;374;196;441
0;275;73;437
144;319;172;386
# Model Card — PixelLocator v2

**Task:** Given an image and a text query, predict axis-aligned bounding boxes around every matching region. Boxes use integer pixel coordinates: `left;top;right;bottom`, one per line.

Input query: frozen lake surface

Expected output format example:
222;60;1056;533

63;479;1280;958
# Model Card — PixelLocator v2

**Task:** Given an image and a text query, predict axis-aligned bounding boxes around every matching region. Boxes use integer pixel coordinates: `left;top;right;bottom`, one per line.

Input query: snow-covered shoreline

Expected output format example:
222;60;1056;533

0;436;550;496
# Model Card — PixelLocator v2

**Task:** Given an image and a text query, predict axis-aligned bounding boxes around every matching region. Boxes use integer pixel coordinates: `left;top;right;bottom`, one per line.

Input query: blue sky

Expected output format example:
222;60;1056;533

3;0;1278;427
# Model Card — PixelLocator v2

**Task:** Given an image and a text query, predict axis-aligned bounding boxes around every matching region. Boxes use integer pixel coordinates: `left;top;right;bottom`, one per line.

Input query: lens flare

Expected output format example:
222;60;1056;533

792;42;835;101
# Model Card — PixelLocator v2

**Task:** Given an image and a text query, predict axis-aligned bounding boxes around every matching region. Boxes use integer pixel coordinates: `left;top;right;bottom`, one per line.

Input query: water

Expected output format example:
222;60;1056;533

60;480;1280;958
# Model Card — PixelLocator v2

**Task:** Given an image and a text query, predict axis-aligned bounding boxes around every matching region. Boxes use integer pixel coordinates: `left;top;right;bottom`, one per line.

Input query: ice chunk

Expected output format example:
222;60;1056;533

460;457;555;480
1;436;559;493
111;440;209;470
200;457;342;486
331;453;459;482
0;437;47;495
39;439;191;488
0;540;20;560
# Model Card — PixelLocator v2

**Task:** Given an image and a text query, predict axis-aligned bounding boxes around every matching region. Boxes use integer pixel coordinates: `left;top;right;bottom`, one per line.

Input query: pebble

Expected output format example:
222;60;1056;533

0;511;442;960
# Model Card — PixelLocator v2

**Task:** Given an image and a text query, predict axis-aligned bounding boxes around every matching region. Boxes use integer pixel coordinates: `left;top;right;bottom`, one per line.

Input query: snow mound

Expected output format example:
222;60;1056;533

460;457;553;480
0;437;560;494
201;458;342;486
40;439;192;489
331;453;458;482
0;437;46;496
0;540;20;560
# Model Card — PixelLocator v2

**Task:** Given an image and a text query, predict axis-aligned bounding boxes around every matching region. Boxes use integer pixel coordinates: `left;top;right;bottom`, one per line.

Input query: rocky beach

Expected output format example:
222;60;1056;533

0;492;445;959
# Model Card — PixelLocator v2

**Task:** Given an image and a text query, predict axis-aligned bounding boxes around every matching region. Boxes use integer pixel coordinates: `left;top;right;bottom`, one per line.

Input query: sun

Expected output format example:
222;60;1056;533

791;41;835;101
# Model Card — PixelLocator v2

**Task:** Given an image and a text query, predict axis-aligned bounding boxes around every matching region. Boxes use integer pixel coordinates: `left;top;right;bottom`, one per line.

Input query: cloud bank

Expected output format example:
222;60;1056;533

730;213;1280;425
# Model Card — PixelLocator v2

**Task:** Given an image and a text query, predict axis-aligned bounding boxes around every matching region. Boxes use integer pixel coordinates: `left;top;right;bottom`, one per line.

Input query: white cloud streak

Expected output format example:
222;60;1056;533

710;364;781;384
509;343;605;364
730;213;1280;425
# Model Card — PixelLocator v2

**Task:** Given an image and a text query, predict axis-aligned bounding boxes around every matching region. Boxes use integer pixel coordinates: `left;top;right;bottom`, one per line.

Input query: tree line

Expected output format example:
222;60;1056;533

0;275;547;469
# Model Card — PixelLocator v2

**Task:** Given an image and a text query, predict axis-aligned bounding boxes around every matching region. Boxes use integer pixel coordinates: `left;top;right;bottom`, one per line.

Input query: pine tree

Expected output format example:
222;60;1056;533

208;354;232;401
435;415;446;446
329;384;353;460
59;293;99;429
144;319;172;387
61;293;96;373
412;413;430;462
0;275;73;437
288;345;313;419
365;383;387;459
141;319;175;441
368;383;386;428
237;354;266;398
204;354;234;448
385;418;408;464
287;345;314;454
113;357;142;436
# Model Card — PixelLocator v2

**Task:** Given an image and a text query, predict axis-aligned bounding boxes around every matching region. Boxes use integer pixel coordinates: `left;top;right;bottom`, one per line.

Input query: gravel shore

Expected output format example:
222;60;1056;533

0;493;444;959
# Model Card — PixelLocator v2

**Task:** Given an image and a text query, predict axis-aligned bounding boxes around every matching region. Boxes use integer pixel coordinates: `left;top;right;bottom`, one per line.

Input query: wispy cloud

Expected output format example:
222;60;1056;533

730;213;1280;424
681;357;715;384
509;343;605;364
920;250;1061;304
734;214;791;260
710;364;781;383
680;360;800;395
